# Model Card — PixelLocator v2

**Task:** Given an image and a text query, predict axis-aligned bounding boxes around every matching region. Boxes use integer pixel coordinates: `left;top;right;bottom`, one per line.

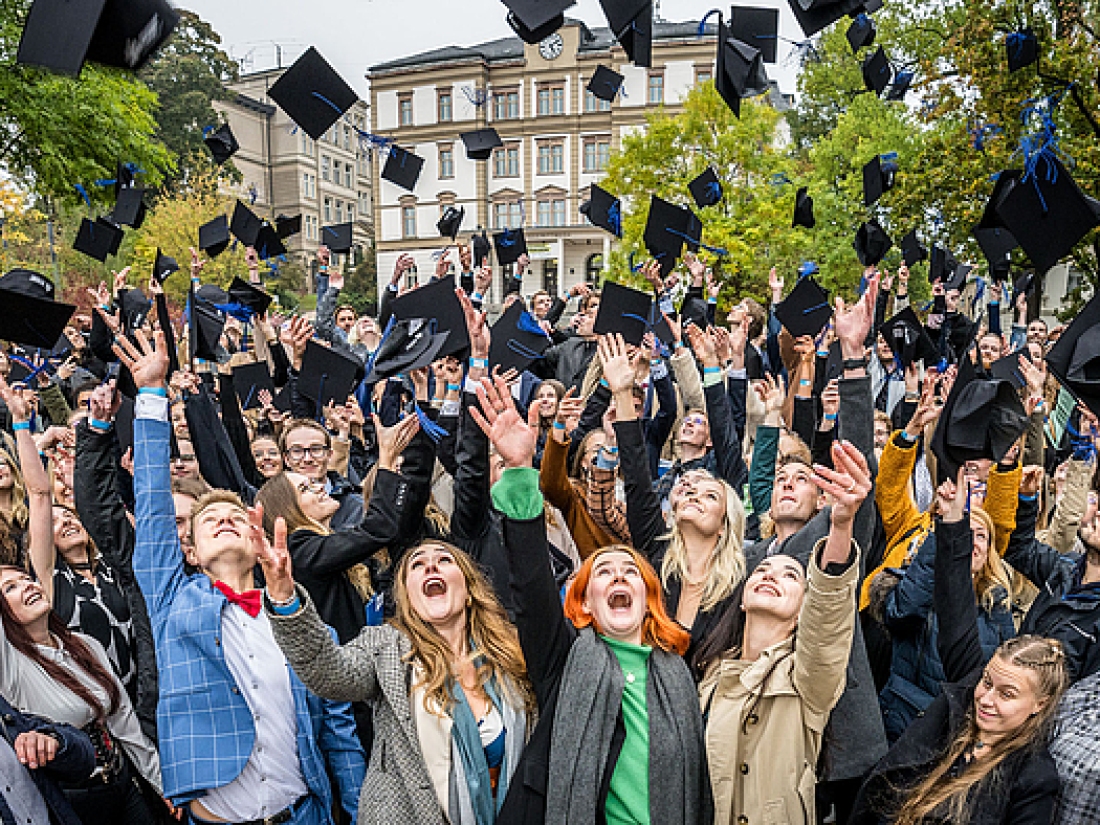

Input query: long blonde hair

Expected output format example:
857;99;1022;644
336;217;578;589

0;447;29;530
662;476;747;612
894;635;1069;825
968;507;1012;614
393;541;533;716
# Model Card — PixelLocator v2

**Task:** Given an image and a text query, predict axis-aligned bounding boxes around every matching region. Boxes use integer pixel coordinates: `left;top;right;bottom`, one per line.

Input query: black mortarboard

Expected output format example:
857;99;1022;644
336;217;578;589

276;214;302;240
267;47;358;141
729;6;780;63
846;12;876;52
232;361;275;411
188;286;226;362
580;185;623;237
503;0;574;44
321;223;354;254
862;153;897;207
437;206;465;240
203;123;239;165
199;215;230;258
489;301;554;373
878;307;938;369
593;281;673;347
228;277;273;316
230;200;264;247
991;157;1100;274
862;46;892;96
930;356;1028;480
946;261;972;293
0;269;76;349
73;217;123;262
886;68;914;101
787;0;872;38
389;274;470;357
18;0;178;76
364;318;451;384
929;246;959;285
152;249;179;284
493;227;528;266
600;0;652;67
643;196;695;274
853;219;892;266
381;145;424;192
899;229;927;266
774;276;832;339
989;348;1031;390
688;167;723;209
792;186;815;229
253;222;287;261
472;231;491;267
973;226;1017;279
715;18;770;118
196;283;228;305
1045;292;1100;418
1013;272;1037;300
111;187;147;228
680;293;710;332
1006;29;1039;73
588;65;625;102
460;129;503;162
119;287;151;333
977;171;1019;231
298;339;364;406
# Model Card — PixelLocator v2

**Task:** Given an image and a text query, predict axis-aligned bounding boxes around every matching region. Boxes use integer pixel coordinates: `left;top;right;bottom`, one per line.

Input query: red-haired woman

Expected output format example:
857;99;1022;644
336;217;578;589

470;374;712;825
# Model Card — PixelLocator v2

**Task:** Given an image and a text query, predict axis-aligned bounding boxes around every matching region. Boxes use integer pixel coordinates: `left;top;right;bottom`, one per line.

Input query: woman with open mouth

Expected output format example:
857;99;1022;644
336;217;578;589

469;373;711;825
257;502;533;824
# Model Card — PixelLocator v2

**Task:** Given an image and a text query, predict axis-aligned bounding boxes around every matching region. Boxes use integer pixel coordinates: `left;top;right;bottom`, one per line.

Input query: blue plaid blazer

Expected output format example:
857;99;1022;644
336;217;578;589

133;414;364;820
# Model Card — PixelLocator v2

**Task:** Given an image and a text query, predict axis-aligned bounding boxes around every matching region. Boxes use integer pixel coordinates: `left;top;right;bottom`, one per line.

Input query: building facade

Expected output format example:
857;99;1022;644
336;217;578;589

367;18;791;307
214;70;374;282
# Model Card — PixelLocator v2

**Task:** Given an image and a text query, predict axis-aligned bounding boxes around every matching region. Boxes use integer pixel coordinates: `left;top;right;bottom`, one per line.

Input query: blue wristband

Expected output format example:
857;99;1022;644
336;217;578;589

12;421;30;432
824;412;838;422
469;357;488;370
138;387;168;397
1019;493;1038;502
702;366;722;375
88;418;112;432
269;593;302;616
446;383;462;392
552;421;566;430
472;292;483;302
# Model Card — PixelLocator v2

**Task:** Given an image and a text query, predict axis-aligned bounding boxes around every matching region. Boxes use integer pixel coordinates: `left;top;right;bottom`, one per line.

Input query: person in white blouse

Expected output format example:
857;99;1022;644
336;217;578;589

0;375;162;825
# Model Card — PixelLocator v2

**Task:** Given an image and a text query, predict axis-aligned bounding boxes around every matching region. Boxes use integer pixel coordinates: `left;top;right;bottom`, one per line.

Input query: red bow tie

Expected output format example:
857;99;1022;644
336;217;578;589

214;581;262;618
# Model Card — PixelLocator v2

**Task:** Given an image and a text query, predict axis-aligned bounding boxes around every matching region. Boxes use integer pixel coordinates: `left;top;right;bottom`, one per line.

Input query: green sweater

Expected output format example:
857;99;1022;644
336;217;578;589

603;635;652;825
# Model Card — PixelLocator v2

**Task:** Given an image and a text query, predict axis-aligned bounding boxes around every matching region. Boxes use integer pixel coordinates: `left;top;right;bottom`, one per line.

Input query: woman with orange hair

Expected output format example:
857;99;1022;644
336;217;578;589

469;374;712;825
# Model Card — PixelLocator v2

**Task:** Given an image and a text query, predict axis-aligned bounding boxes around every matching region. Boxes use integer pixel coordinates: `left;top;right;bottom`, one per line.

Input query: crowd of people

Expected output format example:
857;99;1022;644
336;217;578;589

2;239;1100;825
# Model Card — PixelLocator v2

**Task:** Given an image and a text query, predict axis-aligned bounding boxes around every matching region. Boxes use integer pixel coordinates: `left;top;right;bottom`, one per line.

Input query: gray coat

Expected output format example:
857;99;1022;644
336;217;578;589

267;588;445;825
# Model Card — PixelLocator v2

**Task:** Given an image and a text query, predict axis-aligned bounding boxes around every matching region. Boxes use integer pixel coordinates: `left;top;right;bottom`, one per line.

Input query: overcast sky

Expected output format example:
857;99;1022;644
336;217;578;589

180;0;803;96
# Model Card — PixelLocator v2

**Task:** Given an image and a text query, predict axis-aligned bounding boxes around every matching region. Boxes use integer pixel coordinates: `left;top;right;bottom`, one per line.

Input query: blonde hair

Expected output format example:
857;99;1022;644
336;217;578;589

0;447;28;531
662;476;747;612
968;507;1012;613
895;636;1068;825
393;541;533;717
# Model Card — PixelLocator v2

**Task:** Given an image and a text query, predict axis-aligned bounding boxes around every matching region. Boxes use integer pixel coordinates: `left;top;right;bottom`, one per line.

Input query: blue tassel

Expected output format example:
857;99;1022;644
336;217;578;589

213;301;255;323
415;404;450;444
971;276;986;312
663;227;727;257
969;122;1002;152
802;302;830;315
798;261;818;278
73;184;92;209
516;311;549;338
461;86;488;107
629;252;645;273
607;201;622;236
704;181;722;203
698;9;723;37
1065;422;1098;462
1013;85;1074;213
770;173;792;187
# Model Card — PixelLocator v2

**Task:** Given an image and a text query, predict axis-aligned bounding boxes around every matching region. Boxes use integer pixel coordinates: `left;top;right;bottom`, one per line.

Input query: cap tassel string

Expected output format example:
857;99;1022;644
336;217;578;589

697;10;723;38
1013;85;1074;213
663;227;728;256
969;121;1003;152
607;201;622;236
516;311;550;338
415;403;450;443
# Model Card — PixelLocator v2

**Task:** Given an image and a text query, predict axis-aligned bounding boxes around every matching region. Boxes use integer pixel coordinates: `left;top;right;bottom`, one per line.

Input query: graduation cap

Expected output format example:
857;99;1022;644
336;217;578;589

437;206;465;240
990;157;1100;274
17;0;179;76
787;0;875;38
853;219;892;267
946;261;972;293
267;47;358;141
489;301;554;373
189;286;227;362
879;307;938;369
862;153;897;207
228;277;273;316
110;186;147;229
643;195;696;274
688;167;723;209
503;0;574;44
593;281;674;347
973;226;1017;279
989;348;1032;390
846;12;876;52
73;217;124;262
930;356;1028;480
253;223;287;261
929;245;959;285
460;129;503;162
493;227;528;266
203;123;239;165
715;16;770;118
389;274;470;357
600;0;652;67
1006;29;1039;73
472;231;492;267
587;65;624;102
232;361;276;411
899;230;927;266
580;184;623;237
152;249;179;284
321;223;354;254
862;46;893;96
276;214;302;240
680;292;710;331
381;145;424;192
885;68;914;101
0;269;76;349
118;288;151;334
364;318;451;384
230;200;264;247
299;339;365;406
792;186;815;229
1013;272;1037;301
1045;292;1100;418
774;276;832;339
729;6;780;64
977;171;1019;231
198;215;231;258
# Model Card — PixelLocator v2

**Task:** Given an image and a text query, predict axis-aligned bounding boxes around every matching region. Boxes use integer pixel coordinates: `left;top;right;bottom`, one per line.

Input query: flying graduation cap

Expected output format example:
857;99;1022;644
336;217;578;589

862;46;893;96
389;274;470;357
503;0;575;44
1046;292;1100;419
972;226;1017;280
774;275;832;339
587;65;625;103
111;186;147;229
74;218;124;262
899;229;927;266
203;123;239;165
199;215;231;258
729;6;780;64
846;12;876;52
862;153;897;207
600;0;652;67
0;269;76;349
299;339;365;406
381;145;424;192
152;249;178;284
489;300;554;372
714;11;770;117
643;196;699;275
787;0;880;38
1005;28;1039;72
593;281;674;347
276;214;302;240
460;128;504;161
792;186;815;229
493;227;528;266
688;167;723;209
878;307;939;369
853;219;892;266
267;47;358;141
321;223;354;254
228;277;274;316
580;184;623;237
437;206;465;240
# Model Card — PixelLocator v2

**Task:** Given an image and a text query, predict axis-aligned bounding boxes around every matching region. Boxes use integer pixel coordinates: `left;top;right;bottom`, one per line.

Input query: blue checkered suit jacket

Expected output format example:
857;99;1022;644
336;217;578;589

132;413;364;820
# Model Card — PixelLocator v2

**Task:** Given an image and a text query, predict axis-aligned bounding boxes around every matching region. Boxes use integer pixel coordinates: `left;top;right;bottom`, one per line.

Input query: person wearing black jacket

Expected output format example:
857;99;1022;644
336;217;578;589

851;469;1068;825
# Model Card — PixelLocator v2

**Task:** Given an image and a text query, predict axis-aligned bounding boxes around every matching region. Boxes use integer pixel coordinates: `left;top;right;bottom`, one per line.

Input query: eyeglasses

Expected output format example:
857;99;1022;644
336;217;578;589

174;454;197;464
682;415;707;427
285;445;330;462
296;480;327;495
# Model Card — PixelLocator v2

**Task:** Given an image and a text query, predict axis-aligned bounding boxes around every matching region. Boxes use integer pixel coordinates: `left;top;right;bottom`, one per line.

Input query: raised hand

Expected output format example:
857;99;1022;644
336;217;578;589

374;412;421;472
111;266;131;297
834;272;879;359
754;373;785;423
554;387;583;441
641;260;663;293
435;247;453;280
391;253;415;286
684;251;706;286
905;375;944;436
190;247;204;280
1020;465;1044;498
821;379;840;423
768;266;784;303
469;374;538;469
684;322;717;367
813;440;873;527
112;329;170;391
88;281;111;308
317;245;331;268
597;333;636;395
253;505;294;603
456;288;490;359
458;243;472;272
474;265;493;296
0;375;30;422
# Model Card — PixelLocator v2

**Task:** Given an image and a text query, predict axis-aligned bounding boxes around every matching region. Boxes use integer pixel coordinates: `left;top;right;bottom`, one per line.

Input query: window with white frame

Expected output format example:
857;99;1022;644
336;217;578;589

583;137;611;173
402;205;416;238
324;197;332;223
438;90;452;122
399;95;413;126
439;145;454;179
321;155;331;182
648;72;664;104
493;143;520;177
537;140;564;175
493;201;522;229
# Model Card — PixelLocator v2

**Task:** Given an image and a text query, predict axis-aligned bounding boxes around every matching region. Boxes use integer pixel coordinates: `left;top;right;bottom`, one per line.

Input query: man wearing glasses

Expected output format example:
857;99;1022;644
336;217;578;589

279;419;364;530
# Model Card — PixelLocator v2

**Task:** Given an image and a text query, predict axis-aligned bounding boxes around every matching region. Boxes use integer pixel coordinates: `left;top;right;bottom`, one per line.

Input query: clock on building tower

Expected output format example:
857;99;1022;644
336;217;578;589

539;33;564;60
